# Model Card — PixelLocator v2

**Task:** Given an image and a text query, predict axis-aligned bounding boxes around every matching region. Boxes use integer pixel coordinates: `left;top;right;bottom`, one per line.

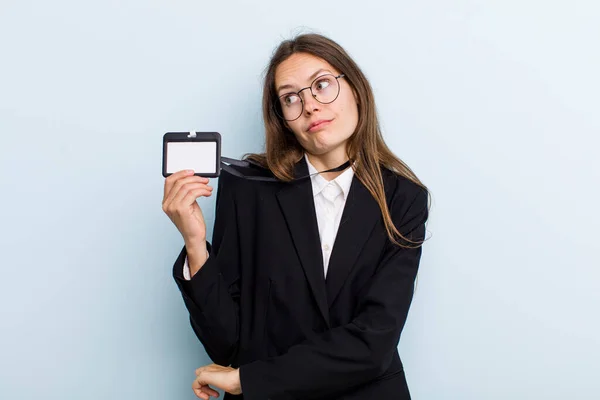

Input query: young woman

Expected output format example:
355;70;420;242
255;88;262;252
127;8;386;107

162;33;429;400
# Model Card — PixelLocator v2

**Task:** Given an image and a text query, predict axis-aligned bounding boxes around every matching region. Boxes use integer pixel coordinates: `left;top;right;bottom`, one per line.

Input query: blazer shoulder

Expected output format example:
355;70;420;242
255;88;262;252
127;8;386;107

382;168;429;220
382;168;427;198
218;162;280;200
217;166;244;192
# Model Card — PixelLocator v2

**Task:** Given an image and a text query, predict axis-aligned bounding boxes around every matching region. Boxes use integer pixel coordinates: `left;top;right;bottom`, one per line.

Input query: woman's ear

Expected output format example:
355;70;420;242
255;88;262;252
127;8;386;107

353;89;360;106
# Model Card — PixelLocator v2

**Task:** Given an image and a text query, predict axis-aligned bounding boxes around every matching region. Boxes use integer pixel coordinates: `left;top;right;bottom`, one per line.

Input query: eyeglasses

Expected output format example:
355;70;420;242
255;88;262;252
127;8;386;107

275;73;346;121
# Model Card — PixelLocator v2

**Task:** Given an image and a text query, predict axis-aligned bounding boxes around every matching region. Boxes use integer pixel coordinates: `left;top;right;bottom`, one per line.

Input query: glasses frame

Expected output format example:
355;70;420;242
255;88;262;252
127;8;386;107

275;73;346;121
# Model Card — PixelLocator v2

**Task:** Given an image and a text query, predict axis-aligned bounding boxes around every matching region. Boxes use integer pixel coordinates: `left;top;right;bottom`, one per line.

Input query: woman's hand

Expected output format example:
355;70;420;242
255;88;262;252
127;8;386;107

162;170;213;273
192;364;242;399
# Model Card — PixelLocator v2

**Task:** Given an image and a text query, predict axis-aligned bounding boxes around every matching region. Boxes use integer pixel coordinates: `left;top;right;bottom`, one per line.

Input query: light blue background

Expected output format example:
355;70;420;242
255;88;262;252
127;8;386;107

1;1;599;399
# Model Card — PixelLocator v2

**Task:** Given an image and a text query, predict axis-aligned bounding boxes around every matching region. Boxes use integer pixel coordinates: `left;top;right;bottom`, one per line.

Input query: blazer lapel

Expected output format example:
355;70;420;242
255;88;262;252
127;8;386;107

276;157;330;327
326;175;381;307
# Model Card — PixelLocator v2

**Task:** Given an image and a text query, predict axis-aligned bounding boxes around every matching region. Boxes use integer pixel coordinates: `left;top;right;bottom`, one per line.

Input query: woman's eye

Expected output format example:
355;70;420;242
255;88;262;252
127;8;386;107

284;95;299;105
315;79;331;91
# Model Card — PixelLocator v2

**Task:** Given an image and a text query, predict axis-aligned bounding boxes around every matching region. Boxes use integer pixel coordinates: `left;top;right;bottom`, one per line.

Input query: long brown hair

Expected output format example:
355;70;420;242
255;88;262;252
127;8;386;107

246;33;429;248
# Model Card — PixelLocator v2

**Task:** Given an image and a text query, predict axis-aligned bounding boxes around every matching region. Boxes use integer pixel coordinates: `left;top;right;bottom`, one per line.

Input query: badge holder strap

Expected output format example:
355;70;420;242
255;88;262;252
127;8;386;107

220;156;351;182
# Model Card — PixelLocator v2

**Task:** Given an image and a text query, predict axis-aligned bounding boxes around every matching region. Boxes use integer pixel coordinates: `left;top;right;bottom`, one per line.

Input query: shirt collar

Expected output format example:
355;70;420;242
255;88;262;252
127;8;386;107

304;153;354;199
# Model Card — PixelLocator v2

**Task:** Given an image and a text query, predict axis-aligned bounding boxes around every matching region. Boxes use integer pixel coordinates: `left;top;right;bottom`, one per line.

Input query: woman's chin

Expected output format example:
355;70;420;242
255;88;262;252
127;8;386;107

309;140;347;157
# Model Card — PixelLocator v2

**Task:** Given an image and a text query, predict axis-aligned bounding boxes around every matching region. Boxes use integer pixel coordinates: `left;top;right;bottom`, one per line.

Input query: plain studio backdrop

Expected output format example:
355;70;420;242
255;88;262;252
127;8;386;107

1;1;598;399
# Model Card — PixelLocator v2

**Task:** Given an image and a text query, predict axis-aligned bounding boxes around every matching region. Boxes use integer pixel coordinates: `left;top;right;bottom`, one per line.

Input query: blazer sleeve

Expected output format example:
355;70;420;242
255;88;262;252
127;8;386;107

239;185;429;400
172;171;241;366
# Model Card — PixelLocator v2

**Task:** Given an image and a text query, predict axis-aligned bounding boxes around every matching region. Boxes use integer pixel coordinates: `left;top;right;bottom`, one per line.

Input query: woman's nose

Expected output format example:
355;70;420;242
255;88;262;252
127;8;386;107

301;91;321;114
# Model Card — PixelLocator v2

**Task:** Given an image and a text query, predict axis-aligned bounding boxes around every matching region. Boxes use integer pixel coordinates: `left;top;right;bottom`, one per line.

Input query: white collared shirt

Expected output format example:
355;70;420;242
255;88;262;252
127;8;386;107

304;153;354;276
183;154;354;279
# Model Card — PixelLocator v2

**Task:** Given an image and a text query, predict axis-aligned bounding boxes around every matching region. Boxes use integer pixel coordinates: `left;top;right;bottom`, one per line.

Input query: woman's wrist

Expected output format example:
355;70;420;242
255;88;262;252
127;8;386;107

185;240;209;276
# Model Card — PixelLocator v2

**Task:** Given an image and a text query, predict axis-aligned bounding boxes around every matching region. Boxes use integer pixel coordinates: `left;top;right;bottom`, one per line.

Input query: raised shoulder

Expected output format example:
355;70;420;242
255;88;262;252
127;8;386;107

215;162;283;208
382;168;429;230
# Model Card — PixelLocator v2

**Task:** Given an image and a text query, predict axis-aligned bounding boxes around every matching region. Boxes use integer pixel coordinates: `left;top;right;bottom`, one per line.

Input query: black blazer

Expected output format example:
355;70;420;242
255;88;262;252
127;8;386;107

173;156;428;400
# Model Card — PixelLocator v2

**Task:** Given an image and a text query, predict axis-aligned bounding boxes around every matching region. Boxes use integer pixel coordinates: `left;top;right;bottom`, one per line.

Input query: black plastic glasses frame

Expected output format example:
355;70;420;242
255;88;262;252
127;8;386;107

275;73;346;121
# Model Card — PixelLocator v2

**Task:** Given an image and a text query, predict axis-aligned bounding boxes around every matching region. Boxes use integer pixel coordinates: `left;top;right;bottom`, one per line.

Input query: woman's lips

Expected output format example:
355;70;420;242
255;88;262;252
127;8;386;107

307;119;332;132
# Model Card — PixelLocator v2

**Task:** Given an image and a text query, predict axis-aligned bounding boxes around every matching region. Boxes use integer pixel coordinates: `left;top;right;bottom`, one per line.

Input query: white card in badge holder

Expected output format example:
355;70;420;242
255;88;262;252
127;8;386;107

162;131;221;177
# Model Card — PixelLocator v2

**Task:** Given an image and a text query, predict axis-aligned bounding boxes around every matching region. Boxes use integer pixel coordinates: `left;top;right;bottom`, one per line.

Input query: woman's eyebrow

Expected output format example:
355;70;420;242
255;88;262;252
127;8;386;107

276;68;332;94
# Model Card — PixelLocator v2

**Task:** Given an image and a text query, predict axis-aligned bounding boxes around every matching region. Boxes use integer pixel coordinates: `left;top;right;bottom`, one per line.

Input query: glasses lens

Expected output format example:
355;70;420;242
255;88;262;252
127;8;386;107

278;93;303;121
311;74;340;104
275;74;341;121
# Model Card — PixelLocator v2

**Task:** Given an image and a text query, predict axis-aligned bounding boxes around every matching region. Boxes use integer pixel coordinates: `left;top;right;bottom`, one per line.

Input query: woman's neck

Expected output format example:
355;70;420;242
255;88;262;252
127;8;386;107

305;148;350;181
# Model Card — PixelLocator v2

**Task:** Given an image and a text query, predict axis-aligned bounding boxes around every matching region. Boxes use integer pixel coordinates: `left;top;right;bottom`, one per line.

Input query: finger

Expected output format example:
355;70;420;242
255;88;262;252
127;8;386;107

171;183;213;209
164;169;195;199
163;177;211;209
192;380;210;400
164;173;209;203
177;187;213;211
164;175;210;207
194;390;209;400
202;385;220;397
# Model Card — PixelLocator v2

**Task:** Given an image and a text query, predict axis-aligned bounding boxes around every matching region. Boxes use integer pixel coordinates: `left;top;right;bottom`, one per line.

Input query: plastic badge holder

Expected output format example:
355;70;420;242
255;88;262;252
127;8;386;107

162;131;221;177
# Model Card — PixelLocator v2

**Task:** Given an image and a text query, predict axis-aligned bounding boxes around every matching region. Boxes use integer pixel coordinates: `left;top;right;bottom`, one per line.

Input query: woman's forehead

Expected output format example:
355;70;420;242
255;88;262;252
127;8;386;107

275;53;338;88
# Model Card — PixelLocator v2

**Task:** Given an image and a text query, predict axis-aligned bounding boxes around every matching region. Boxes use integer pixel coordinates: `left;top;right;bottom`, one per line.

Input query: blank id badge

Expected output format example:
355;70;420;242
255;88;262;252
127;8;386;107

162;132;221;177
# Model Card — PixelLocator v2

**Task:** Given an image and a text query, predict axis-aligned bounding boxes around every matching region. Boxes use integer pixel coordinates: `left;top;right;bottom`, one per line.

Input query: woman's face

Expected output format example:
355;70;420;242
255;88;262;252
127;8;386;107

274;52;359;159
